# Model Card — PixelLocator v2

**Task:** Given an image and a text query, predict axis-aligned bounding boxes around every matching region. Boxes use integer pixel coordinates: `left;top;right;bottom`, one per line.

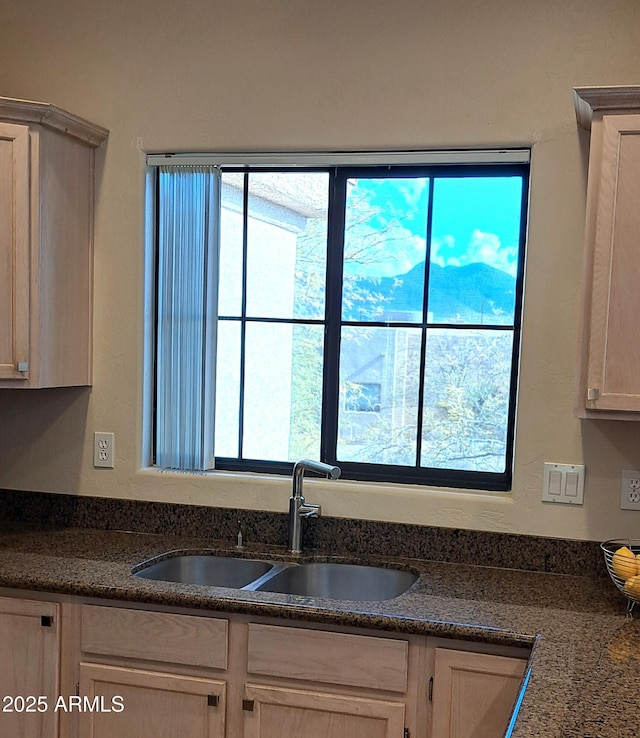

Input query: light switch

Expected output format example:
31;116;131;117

542;463;585;505
565;472;579;497
548;470;563;496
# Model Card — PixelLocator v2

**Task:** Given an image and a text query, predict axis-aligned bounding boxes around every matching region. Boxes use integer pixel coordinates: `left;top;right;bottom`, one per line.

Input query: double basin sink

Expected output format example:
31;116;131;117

133;553;418;601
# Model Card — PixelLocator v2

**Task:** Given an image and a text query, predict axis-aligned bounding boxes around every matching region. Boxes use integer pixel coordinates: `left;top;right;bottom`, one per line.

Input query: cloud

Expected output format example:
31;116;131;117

344;227;426;278
431;230;518;276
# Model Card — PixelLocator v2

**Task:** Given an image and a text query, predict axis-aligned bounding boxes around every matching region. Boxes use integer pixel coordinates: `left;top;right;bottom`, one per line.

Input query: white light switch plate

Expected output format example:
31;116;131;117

542;463;585;505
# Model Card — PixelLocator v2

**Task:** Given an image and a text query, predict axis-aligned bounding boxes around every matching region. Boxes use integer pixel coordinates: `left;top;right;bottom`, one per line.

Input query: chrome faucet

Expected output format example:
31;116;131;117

288;459;341;554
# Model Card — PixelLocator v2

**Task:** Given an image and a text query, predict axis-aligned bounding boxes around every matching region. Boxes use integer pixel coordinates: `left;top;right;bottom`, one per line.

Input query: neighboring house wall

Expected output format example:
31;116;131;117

218;187;301;460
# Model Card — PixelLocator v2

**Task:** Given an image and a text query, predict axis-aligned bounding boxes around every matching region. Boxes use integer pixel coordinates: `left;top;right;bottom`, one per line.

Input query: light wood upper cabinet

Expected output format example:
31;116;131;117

0;97;108;389
0;123;29;381
574;86;640;416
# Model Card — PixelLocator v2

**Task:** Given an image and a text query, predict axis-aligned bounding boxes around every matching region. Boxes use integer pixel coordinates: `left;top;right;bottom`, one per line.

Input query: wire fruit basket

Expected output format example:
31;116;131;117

601;539;640;615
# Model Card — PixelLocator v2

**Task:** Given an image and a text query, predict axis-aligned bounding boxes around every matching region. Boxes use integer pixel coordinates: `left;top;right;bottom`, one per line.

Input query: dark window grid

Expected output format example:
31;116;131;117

219;316;515;330
209;163;528;490
415;171;435;467
501;173;530;485
322;168;524;489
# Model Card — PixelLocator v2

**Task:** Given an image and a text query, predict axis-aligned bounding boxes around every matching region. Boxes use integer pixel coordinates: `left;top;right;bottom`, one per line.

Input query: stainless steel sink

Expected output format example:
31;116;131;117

253;562;417;600
133;554;417;601
134;554;275;589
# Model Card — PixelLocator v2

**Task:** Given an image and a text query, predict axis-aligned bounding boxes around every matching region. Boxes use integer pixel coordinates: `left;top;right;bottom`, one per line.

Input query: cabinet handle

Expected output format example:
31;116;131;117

242;699;255;711
207;695;220;708
17;361;28;372
587;388;600;401
40;615;53;627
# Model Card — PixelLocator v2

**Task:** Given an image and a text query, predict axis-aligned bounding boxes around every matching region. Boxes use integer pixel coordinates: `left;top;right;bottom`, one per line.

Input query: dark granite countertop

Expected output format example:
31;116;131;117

0;524;637;738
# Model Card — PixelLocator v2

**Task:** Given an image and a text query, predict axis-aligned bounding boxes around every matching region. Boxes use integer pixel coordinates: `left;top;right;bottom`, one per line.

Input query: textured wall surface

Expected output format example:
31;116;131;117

1;0;640;541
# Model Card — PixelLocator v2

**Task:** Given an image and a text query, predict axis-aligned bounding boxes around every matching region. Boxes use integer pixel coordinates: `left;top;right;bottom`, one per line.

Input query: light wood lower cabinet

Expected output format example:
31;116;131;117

0;596;60;738
242;683;405;738
429;647;526;738
243;623;409;738
80;605;229;670
0;594;530;738
246;623;409;693
79;605;229;738
79;663;226;738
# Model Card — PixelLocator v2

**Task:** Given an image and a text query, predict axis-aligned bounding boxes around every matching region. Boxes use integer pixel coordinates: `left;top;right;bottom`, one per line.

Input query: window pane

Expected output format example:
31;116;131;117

214;320;241;458
337;326;421;465
243;322;324;461
342;177;429;322
288;324;325;460
345;382;381;412
428;177;523;326
218;173;245;317
246;172;329;320
421;329;513;472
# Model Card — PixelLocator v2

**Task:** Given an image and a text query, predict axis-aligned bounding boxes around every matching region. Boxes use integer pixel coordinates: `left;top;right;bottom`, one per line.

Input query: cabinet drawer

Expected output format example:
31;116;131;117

81;605;228;669
247;623;408;693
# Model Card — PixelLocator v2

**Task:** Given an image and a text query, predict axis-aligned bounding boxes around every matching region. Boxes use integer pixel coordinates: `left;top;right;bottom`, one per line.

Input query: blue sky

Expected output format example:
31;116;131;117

431;177;524;277
347;176;524;279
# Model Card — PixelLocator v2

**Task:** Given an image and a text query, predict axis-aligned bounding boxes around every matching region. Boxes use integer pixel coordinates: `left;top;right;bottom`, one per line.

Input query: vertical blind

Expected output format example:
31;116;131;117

155;166;220;470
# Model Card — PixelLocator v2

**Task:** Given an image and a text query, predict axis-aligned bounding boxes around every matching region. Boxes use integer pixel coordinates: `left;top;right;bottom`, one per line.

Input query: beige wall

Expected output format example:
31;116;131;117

1;0;640;542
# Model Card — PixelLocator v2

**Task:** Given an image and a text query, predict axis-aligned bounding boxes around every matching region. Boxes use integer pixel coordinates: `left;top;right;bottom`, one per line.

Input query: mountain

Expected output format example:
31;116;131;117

345;262;517;325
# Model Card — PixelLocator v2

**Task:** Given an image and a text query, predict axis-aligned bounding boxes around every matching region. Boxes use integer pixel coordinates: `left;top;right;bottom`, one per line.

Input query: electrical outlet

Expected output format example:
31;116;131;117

621;470;640;510
94;432;115;468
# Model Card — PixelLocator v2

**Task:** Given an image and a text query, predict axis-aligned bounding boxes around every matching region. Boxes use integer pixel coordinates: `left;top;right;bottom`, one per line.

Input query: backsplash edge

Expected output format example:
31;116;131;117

0;489;607;578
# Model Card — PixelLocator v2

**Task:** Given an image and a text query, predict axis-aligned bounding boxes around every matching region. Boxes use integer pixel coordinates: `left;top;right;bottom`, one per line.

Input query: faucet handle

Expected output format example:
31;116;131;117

298;502;321;518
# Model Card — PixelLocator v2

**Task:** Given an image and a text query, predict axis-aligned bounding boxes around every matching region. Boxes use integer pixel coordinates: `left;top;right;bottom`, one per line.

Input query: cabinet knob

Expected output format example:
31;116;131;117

242;699;255;711
207;695;220;708
17;361;28;372
587;388;600;401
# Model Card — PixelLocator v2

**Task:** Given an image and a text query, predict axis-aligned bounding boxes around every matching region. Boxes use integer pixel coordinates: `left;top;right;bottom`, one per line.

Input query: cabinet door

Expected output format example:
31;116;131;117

79;663;226;738
0;122;30;381
585;114;640;411
242;682;405;738
0;597;59;738
430;648;525;738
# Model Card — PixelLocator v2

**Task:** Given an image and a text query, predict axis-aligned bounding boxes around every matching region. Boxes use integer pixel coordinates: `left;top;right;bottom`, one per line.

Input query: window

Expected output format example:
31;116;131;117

345;383;382;413
148;151;529;491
